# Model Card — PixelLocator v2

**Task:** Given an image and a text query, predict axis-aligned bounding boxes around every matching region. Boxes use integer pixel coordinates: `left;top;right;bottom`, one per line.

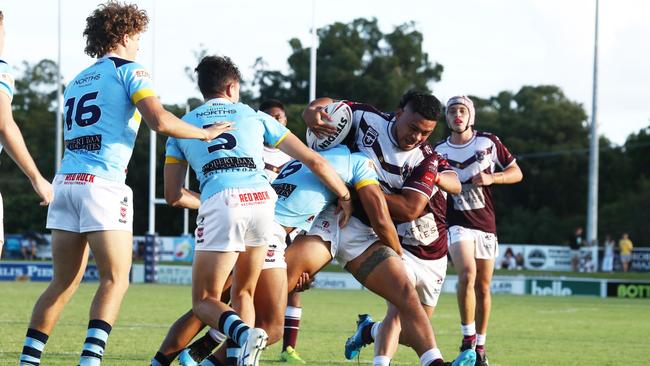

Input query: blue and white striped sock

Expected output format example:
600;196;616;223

218;311;250;347
225;339;241;366
78;319;112;366
19;328;49;365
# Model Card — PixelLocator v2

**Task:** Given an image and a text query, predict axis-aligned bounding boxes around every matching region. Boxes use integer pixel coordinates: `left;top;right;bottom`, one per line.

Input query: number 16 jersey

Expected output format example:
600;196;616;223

59;56;155;183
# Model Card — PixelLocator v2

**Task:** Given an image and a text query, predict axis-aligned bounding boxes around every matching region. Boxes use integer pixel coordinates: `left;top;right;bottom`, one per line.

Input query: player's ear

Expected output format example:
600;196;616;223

395;107;404;120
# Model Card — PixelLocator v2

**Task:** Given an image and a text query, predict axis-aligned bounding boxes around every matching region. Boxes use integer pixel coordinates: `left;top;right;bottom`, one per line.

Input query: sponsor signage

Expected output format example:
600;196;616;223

442;275;526;295
0;262;99;282
312;272;363;290
607;281;650;299
526;279;601;297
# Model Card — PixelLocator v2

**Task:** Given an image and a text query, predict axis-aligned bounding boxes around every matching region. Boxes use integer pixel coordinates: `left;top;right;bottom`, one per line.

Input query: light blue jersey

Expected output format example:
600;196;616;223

165;98;289;202
272;145;379;231
58;56;155;182
0;59;16;156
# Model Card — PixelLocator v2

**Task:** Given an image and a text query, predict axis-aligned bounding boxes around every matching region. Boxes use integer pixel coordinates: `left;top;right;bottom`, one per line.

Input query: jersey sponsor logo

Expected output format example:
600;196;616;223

397;213;439;246
73;72;101;86
63;173;96;184
271;183;297;198
65;134;102;152
362;125;379;147
0;72;15;88
238;190;271;206
453;184;486;211
132;68;151;80
197;108;236;118
201;157;256;175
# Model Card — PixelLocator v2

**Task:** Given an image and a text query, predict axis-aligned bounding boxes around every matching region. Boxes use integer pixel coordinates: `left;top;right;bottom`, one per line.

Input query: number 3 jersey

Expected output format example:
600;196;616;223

165;98;289;202
59;56;155;182
343;102;455;260
434;131;516;234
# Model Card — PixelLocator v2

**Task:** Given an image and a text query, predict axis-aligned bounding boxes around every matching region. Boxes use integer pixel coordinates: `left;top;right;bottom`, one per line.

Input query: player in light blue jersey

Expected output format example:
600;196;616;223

0;10;53;258
19;4;234;366
153;143;398;366
162;55;352;366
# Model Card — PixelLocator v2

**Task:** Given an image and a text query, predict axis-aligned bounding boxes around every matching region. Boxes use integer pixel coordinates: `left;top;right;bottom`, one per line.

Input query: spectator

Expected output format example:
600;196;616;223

619;233;634;272
569;227;584;272
515;252;525;270
581;253;596;273
21;230;41;260
601;234;615;272
501;247;517;270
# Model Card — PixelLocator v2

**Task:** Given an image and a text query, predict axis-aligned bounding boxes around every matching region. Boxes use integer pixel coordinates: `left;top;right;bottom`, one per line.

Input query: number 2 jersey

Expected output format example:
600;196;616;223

165;98;289;202
434;131;516;234
272;145;378;232
0;59;16;156
343;102;456;260
59;56;155;183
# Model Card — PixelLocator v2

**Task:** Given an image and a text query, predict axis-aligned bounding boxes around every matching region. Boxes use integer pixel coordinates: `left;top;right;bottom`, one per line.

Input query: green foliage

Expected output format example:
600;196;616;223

253;18;442;111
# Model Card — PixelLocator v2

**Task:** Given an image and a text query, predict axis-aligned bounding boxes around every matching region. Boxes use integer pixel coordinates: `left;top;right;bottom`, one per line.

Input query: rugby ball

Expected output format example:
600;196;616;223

306;101;353;151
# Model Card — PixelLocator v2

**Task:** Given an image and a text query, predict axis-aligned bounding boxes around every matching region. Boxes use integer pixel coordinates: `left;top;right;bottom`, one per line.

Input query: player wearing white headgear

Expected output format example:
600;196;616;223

434;96;522;366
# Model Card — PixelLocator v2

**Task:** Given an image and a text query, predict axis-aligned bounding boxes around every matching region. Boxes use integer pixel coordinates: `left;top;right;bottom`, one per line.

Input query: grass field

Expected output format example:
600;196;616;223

0;282;646;366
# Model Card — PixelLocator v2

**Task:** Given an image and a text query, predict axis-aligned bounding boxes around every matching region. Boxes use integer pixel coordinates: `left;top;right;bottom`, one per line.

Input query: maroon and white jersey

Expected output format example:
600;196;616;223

395;153;456;260
343;101;448;260
262;145;292;182
434;131;516;234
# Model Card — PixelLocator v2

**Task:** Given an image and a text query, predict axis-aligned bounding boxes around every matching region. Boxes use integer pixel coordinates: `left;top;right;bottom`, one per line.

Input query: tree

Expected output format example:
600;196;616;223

253;18;443;111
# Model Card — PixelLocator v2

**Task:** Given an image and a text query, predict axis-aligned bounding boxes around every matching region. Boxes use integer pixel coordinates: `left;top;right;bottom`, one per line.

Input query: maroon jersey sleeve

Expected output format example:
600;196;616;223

403;155;440;198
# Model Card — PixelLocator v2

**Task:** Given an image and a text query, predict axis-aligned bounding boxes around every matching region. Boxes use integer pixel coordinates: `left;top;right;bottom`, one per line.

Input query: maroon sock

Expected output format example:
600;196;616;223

282;316;300;351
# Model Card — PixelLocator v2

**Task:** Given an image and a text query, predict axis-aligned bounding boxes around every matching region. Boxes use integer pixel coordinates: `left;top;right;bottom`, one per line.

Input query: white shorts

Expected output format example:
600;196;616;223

448;225;498;260
195;187;277;252
46;174;133;233
307;206;380;266
403;250;447;307
262;222;288;270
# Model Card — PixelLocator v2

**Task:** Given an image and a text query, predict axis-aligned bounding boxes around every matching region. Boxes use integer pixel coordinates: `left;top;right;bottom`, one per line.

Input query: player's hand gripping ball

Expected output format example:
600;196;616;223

306;101;353;151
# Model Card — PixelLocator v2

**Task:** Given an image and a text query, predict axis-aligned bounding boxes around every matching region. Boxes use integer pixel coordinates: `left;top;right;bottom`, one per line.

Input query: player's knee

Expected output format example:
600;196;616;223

458;270;476;288
475;279;491;297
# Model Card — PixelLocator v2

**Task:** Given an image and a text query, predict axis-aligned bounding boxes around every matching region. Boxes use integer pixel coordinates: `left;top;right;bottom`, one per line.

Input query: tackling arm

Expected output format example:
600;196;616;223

358;184;402;256
302;97;336;138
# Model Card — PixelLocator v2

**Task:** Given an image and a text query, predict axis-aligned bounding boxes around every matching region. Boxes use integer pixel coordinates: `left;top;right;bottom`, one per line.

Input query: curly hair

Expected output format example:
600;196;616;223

195;56;242;98
398;89;442;121
83;1;148;58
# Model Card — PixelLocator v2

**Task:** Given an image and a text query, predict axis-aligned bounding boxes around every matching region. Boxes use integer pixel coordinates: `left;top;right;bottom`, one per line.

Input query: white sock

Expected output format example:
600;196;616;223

374;355;391;366
370;321;382;341
419;348;443;366
461;322;476;336
208;328;227;343
476;333;486;346
285;306;303;318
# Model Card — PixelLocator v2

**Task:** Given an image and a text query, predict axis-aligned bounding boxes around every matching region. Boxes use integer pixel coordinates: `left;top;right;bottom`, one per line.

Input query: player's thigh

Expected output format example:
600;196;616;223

254;268;288;327
86;230;133;280
346;243;414;305
192;251;239;302
232;244;268;294
285;235;333;288
448;226;477;274
50;229;89;286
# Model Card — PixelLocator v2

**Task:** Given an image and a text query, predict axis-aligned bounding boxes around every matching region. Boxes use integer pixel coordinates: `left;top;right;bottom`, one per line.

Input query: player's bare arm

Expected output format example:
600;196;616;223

0;92;53;206
437;170;462;194
358;184;402;256
383;189;429;222
164;161;200;210
471;161;523;186
136;96;235;142
277;132;353;226
302;97;336;138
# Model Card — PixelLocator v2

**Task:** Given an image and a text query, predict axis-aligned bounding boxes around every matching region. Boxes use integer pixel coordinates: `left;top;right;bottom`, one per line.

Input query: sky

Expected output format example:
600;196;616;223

2;0;649;145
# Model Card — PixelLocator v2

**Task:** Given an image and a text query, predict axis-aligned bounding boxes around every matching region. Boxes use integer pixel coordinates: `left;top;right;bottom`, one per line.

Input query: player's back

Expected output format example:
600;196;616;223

273;145;377;231
59;56;154;182
168;98;289;201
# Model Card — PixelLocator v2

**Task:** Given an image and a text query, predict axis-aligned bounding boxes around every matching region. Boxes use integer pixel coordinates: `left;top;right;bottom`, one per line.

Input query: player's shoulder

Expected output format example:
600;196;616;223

432;137;449;151
476;130;504;144
347;101;393;121
0;59;11;73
